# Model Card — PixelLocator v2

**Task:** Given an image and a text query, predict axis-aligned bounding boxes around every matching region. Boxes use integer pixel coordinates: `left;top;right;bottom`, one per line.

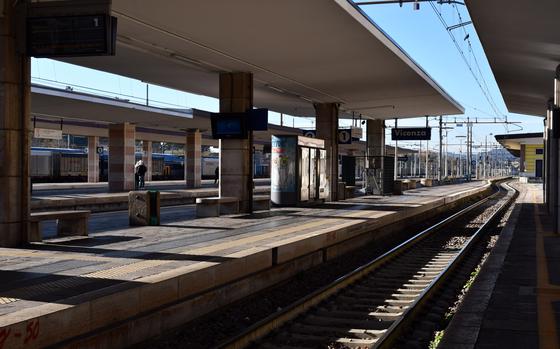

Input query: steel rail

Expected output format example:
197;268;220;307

375;181;517;348
216;181;506;349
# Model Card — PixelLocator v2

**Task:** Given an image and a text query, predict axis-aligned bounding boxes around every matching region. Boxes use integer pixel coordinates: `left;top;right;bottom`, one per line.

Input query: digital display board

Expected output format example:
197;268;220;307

249;108;268;131
27;14;117;57
211;113;248;139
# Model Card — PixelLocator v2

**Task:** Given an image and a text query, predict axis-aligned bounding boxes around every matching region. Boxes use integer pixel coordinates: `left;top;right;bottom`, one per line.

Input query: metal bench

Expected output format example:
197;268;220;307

29;210;91;242
196;196;239;217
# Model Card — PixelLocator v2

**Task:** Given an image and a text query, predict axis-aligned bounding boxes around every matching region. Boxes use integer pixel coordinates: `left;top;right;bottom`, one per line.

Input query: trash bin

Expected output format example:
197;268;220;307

129;190;160;226
338;181;346;200
393;180;404;195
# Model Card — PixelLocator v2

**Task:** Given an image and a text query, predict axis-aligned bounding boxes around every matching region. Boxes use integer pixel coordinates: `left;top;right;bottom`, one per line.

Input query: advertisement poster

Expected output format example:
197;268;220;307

271;136;296;193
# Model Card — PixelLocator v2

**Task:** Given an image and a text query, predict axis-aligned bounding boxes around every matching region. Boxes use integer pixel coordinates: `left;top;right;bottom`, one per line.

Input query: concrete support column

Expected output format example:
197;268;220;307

87;136;100;183
366;119;385;167
519;144;526;172
545;102;552;208
315;103;339;201
185;129;201;188
0;1;31;247
554;75;560;233
108;123;136;192
219;72;253;212
142;141;152;182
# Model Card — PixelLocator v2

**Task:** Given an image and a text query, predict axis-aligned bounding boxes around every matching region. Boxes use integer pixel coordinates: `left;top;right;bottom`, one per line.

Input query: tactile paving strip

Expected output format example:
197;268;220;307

0;276;93;304
85;259;168;279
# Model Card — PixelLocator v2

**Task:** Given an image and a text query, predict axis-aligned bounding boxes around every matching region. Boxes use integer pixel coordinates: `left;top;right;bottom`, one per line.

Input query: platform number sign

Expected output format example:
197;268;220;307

96;146;104;154
398;155;409;163
303;130;316;138
338;129;352;144
302;129;352;144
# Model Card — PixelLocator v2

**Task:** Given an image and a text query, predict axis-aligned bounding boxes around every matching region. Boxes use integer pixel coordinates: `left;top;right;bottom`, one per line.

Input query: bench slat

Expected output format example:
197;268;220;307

30;210;90;221
196;197;238;204
253;195;270;201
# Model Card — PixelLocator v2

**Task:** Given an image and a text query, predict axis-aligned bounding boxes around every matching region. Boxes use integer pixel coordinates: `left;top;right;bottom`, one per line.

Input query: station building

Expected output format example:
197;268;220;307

495;132;544;179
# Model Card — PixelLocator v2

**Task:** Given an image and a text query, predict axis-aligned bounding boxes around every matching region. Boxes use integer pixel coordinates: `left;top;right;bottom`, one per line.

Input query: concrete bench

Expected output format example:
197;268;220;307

345;186;357;199
421;178;434;187
404;179;419;190
29;210;90;242
196;196;239;217
253;195;271;211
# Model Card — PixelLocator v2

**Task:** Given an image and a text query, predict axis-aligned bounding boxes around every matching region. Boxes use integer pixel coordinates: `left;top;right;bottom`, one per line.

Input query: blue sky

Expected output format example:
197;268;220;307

31;1;543;154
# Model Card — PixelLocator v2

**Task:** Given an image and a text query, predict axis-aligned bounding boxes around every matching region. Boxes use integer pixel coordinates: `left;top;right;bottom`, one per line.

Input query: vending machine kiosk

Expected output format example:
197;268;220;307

271;135;328;206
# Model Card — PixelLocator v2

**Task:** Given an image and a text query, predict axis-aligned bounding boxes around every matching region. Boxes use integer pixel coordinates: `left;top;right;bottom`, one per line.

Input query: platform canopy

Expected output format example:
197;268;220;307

494;132;544;157
31;85;200;129
467;0;559;117
60;0;463;120
32;84;365;147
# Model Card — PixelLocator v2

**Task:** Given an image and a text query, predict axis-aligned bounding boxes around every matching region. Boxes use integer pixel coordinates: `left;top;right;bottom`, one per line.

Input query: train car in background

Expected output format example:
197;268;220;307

31;147;88;182
31;148;272;183
200;156;270;178
155;154;184;180
100;152;185;181
202;157;219;179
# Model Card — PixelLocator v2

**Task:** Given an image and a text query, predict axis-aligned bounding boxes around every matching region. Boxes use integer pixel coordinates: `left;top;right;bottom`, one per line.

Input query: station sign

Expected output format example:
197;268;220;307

398;155;409;163
301;129;353;144
391;127;432;141
338;129;352;144
351;127;363;140
298;136;325;149
302;130;316;138
33;128;62;140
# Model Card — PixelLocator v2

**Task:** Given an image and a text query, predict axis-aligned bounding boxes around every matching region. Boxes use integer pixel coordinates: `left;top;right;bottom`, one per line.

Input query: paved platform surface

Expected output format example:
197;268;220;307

0;181;489;348
440;182;560;349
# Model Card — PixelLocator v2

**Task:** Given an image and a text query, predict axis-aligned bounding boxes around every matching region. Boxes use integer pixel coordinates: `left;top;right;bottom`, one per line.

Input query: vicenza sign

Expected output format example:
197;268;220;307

391;127;431;141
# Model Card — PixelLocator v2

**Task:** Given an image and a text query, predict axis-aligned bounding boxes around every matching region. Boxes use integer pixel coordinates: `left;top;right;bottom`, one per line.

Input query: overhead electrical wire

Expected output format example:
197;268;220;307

429;2;504;118
451;3;504;120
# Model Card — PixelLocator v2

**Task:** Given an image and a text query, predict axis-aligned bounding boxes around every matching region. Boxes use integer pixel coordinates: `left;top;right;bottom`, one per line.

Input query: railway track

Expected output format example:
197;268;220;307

217;181;517;349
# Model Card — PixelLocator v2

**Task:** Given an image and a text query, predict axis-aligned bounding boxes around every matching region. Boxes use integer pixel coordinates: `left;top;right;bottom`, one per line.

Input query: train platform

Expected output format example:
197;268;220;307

440;182;560;349
30;179;271;213
31;179;271;193
0;181;492;349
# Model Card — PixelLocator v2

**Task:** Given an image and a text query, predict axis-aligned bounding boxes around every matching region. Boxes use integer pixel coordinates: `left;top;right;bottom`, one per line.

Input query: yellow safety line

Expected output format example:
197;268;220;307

534;189;560;349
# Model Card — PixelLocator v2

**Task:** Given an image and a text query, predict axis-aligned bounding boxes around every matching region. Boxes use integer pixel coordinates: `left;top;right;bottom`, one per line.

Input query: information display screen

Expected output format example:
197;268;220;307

27;14;117;57
211;113;248;139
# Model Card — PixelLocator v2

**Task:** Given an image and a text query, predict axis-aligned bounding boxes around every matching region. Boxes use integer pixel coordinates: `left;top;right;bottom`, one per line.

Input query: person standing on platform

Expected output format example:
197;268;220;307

214;166;219;185
134;160;141;190
136;160;147;189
